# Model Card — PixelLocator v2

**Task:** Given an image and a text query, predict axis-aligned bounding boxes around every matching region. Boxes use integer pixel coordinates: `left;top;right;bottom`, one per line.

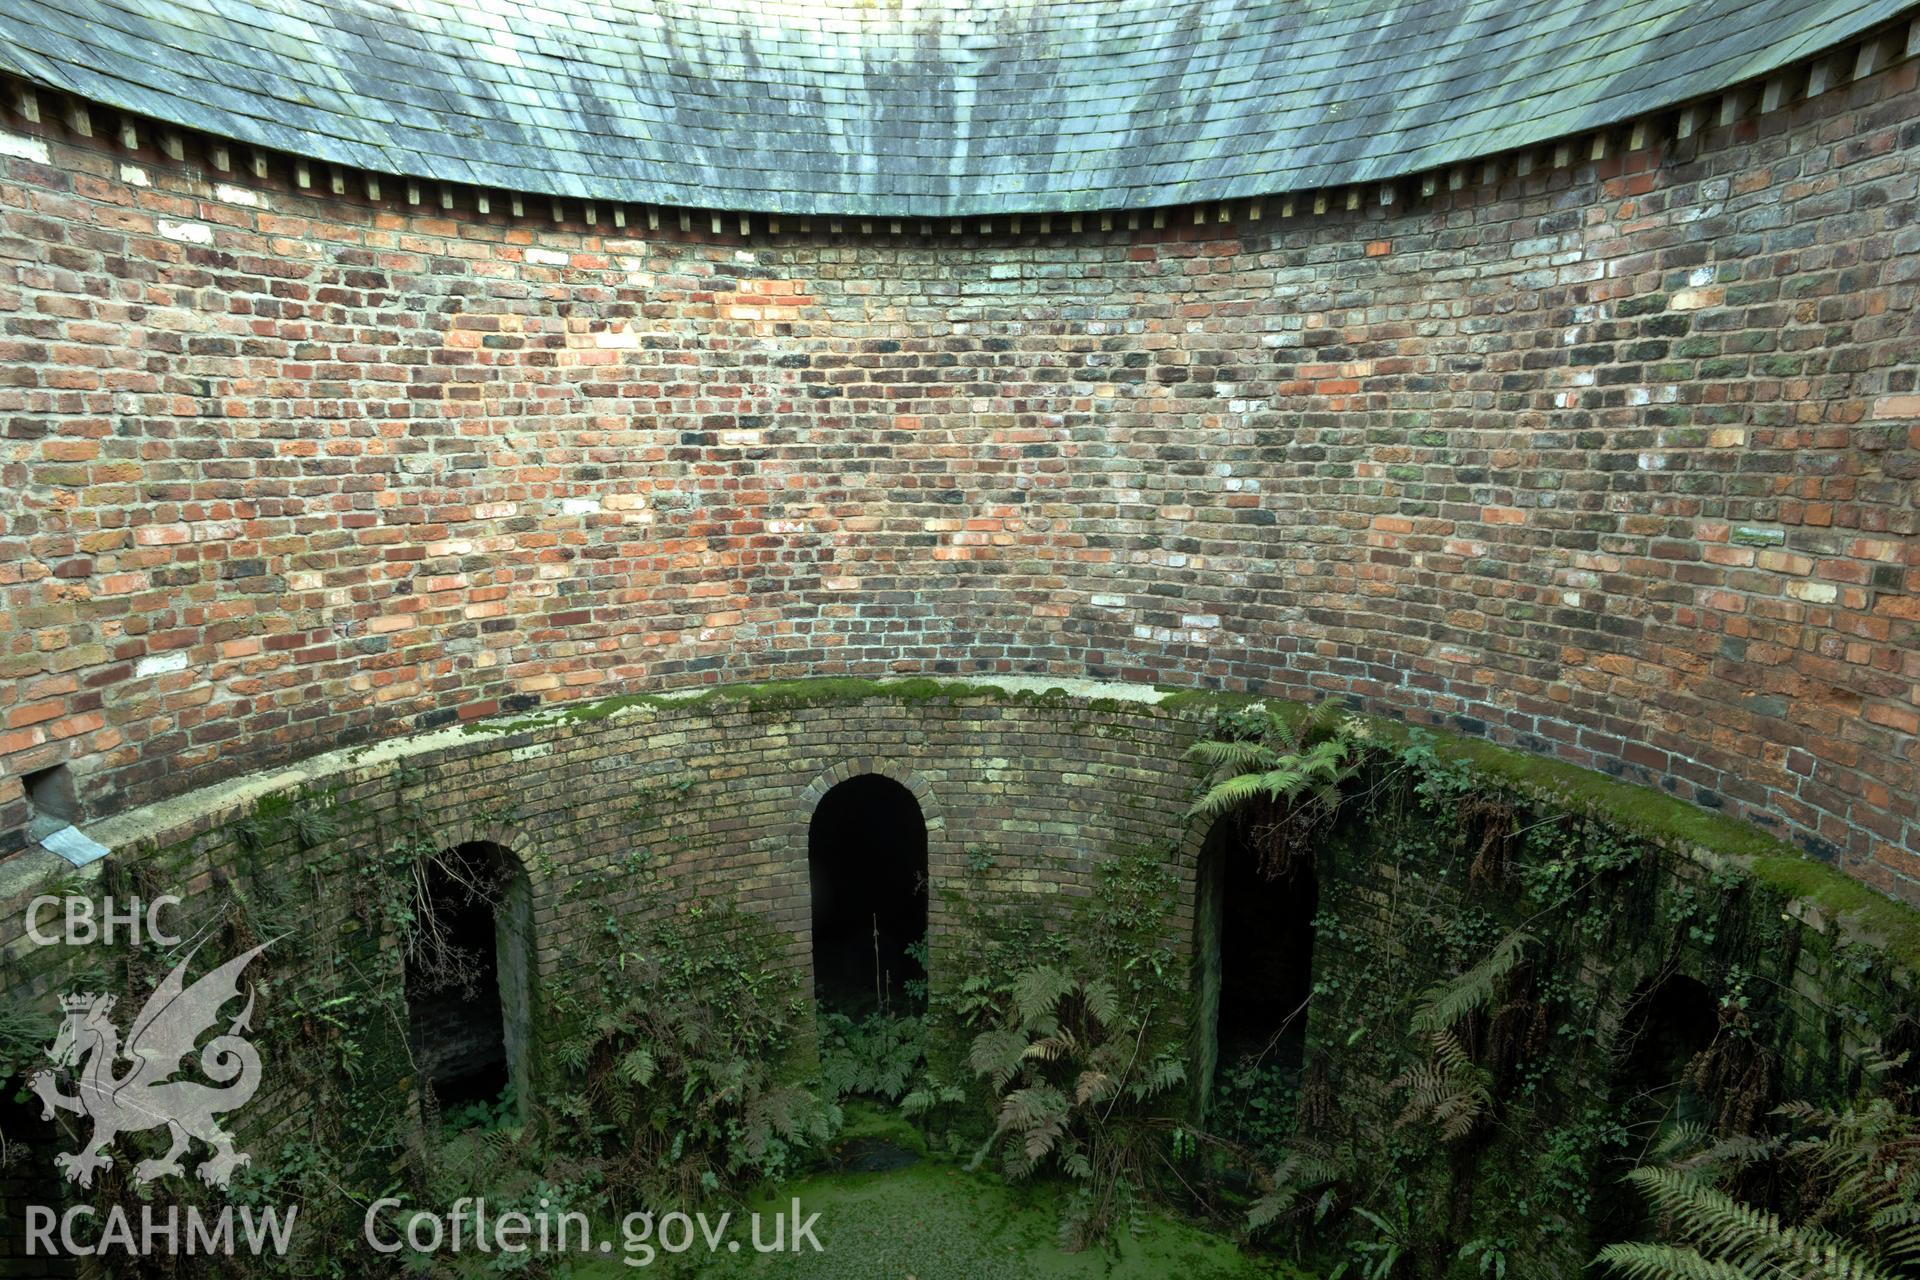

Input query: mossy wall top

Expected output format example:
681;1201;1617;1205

0;58;1916;897
0;685;1208;1014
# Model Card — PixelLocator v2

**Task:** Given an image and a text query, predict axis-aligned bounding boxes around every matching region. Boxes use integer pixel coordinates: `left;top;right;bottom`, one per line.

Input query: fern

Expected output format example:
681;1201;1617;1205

1187;737;1356;822
1598;1093;1920;1280
1388;932;1532;1146
967;964;1187;1250
968;1025;1030;1092
1394;1029;1492;1141
1246;1140;1348;1235
899;1075;967;1143
1012;966;1077;1029
817;1011;927;1102
615;1046;656;1087
1082;977;1120;1026
1592;1242;1755;1280
543;907;837;1208
1185;698;1363;877
1185;737;1284;772
1623;1166;1898;1280
1412;930;1533;1033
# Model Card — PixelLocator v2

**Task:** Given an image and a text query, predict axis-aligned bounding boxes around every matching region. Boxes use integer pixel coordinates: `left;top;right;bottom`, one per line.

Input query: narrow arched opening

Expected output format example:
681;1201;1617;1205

1614;972;1719;1139
405;842;534;1124
1593;971;1722;1246
0;1093;76;1277
1193;818;1318;1125
807;774;928;1015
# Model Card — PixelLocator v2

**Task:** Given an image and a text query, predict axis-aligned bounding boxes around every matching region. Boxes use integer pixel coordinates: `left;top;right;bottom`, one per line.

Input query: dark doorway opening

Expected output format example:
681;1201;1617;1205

1594;972;1720;1245
405;843;534;1119
1193;819;1318;1120
808;775;928;1014
0;1094;77;1277
1615;973;1719;1139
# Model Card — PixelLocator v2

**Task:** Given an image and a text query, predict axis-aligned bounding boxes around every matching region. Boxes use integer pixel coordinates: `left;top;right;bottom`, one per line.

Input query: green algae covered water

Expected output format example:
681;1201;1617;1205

561;1111;1307;1280
633;1160;1304;1279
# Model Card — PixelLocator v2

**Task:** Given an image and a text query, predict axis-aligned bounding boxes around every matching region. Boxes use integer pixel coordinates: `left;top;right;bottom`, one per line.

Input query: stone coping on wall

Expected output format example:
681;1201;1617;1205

2;676;1915;983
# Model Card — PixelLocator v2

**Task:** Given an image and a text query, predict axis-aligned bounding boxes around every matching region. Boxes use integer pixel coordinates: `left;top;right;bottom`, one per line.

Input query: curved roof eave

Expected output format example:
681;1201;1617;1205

0;0;1910;218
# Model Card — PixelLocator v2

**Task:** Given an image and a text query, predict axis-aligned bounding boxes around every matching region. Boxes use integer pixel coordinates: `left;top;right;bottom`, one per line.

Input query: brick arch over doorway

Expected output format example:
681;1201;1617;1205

797;761;946;1011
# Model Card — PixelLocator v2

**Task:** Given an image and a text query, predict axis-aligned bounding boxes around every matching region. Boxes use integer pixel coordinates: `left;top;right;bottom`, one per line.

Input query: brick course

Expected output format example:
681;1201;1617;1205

0;63;1916;895
0;692;1204;1041
0;686;1902;1280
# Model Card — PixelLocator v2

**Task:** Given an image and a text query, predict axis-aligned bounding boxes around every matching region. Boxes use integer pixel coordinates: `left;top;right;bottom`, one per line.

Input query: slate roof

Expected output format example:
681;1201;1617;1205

0;0;1908;216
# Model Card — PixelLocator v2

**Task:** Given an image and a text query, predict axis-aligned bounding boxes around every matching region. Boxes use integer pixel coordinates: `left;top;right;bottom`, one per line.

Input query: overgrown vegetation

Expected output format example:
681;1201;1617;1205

1596;1090;1920;1280
819;1009;929;1104
968;966;1189;1248
1171;697;1916;1278
8;685;1919;1280
1;765;842;1277
1186;697;1359;879
544;905;838;1206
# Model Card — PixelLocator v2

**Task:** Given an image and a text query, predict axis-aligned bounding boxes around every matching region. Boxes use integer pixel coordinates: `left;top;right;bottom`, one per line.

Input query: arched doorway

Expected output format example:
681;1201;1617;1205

0;1093;77;1276
1593;971;1720;1245
405;842;534;1121
807;775;928;1014
1192;818;1318;1122
1614;972;1719;1139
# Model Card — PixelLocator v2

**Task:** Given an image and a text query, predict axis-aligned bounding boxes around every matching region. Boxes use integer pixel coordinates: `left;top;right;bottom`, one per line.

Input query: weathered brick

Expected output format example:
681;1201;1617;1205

0;63;1913;903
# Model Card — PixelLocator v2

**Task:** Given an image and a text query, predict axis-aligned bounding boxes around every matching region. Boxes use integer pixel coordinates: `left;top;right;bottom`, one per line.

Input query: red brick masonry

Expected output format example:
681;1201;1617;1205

0;63;1915;894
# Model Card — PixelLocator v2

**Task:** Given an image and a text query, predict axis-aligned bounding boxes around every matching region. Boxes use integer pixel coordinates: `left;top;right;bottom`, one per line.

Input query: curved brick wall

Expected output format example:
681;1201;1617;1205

0;62;1916;894
0;689;1210;1012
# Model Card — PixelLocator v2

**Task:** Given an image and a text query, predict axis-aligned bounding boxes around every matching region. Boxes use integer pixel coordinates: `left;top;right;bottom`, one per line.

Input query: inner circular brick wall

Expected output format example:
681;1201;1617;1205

0;62;1915;896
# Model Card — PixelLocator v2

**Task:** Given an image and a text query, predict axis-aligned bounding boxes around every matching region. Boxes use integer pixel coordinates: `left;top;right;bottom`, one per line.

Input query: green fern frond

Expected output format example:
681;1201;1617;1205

968;1026;1030;1091
1592;1242;1753;1280
1869;1202;1920;1233
1080;977;1120;1027
1413;931;1534;1032
1135;1055;1186;1097
1624;1167;1900;1280
1012;966;1076;1028
1183;738;1281;771
616;1046;657;1087
1187;770;1287;819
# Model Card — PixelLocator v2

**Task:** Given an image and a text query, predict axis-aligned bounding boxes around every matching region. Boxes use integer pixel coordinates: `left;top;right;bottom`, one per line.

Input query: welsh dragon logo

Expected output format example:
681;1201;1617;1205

29;943;269;1189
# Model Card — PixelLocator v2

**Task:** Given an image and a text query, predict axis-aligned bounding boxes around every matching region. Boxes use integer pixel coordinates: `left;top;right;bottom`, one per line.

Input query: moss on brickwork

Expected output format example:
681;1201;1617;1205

1154;687;1268;715
16;675;1914;995
1396;725;1920;974
1748;856;1920;975
3;679;1916;1277
1152;685;1920;976
461;673;1920;976
460;677;1018;736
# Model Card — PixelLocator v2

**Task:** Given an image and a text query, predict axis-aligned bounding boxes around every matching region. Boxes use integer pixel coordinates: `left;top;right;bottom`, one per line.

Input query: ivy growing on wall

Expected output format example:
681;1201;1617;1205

1176;699;1918;1280
7;692;1918;1279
